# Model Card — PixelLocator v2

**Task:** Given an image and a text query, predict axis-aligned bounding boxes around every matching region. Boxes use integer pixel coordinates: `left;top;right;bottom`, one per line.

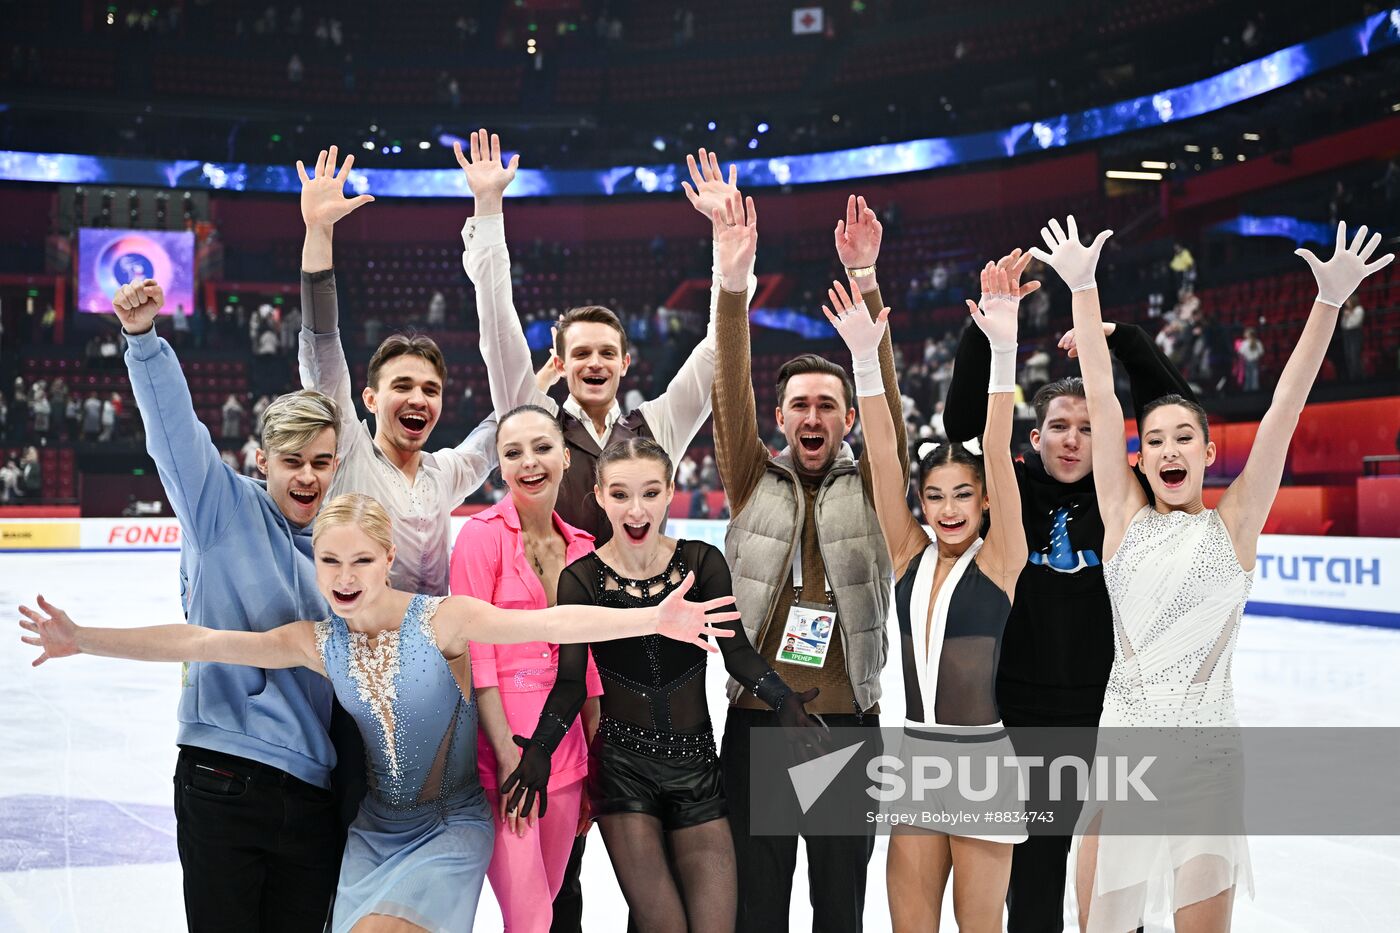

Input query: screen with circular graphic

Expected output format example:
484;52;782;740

77;228;195;316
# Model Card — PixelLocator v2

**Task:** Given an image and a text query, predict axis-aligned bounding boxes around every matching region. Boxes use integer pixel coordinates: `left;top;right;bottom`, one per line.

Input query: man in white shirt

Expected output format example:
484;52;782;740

294;145;496;597
459;129;756;544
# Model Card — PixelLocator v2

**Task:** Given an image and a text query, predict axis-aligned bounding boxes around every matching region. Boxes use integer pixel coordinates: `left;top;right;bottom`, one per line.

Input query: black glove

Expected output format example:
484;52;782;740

500;734;553;819
776;687;823;730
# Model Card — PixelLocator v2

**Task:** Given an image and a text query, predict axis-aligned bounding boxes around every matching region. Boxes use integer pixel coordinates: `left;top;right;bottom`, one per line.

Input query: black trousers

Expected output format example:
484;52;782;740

721;706;879;933
174;746;342;933
999;699;1102;933
549;835;587;932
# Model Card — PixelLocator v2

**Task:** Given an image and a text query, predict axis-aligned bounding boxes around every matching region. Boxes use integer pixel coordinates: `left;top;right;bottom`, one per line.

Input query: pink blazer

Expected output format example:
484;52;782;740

449;495;603;791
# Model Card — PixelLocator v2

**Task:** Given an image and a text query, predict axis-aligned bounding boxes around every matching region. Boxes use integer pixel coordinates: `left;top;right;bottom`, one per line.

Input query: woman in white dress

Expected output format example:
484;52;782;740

1030;217;1392;933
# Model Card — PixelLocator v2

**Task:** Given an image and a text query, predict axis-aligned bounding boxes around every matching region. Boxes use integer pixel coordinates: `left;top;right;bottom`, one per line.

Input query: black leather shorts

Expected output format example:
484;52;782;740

587;737;728;831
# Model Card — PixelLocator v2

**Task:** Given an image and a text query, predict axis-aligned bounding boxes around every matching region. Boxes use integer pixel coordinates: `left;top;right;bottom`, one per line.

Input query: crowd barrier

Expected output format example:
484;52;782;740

3;517;1395;629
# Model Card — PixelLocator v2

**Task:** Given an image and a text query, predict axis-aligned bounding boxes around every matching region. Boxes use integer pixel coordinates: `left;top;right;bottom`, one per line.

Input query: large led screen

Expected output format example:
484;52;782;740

77;228;196;316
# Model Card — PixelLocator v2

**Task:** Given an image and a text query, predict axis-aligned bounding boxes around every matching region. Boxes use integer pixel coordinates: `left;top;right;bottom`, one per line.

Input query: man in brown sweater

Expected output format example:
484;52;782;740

713;195;907;932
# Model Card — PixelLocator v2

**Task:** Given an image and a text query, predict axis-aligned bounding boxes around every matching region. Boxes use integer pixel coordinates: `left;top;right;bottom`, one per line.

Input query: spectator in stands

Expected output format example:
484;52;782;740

172;304;190;347
20;446;41;498
712;193;900;933
280;304;301;354
1170;242;1196;291
81;393;101;441
10;385;28;443
64;392;80;440
1238;327;1265;391
287;53;304;83
252;394;271;431
31;387;50;439
0;458;18;502
1023;284;1051;336
99;394;117;442
50;379;68;436
363;314;383;348
219;449;241;471
0;394;6;441
1341;294;1365;379
1023;346;1051;391
427;290;447;328
677;452;699;490
699;452;720;491
1329;181;1354;228
241;434;261;477
221;393;245;441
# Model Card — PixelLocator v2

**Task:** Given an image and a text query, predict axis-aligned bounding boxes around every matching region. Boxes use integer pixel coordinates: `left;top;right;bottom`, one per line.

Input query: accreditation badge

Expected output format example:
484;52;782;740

776;603;836;668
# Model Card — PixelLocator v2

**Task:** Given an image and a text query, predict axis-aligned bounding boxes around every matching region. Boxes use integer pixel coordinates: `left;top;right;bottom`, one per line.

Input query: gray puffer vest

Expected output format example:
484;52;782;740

723;444;893;711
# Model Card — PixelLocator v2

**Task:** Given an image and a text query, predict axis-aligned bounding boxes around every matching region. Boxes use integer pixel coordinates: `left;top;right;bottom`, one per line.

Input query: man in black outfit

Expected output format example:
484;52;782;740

944;319;1192;933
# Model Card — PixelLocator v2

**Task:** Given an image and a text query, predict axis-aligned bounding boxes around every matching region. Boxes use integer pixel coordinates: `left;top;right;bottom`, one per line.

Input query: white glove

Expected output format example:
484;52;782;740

822;280;889;397
1028;215;1113;292
1295;221;1394;308
966;260;1020;352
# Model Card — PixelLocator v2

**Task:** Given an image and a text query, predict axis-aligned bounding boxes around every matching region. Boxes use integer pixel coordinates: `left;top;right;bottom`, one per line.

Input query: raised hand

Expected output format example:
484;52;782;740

499;734;551;829
535;325;563;392
833;195;882;270
711;193;758;293
655;573;740;652
296;145;374;229
822;278;889;361
965;251;1038;351
18;596;79;667
1058;321;1117;359
681;148;740;232
454;128;519;215
112;278;164;335
1027;215;1112;292
1296;221;1394;307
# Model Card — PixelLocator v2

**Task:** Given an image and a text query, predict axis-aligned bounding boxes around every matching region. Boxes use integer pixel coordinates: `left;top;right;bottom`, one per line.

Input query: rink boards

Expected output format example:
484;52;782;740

1;516;1396;629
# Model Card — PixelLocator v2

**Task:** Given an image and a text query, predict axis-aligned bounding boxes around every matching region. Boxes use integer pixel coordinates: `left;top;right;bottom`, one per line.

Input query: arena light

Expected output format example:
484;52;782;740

1105;170;1163;181
757;123;770;134
1183;144;1201;152
418;141;431;150
1242;132;1262;141
1141;160;1170;170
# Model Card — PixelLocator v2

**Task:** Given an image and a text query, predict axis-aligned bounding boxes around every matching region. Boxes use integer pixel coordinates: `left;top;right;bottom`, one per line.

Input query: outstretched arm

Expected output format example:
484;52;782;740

497;569;595;822
1219;223;1393;565
823;279;926;579
1031;216;1146;555
431;573;738;660
19;596;322;674
457;129;555;418
1059;321;1196;424
709;194;771;516
835;195;910;492
296;146;374;446
944;324;992;442
640;150;758;467
115;281;246;551
963;256;1033;586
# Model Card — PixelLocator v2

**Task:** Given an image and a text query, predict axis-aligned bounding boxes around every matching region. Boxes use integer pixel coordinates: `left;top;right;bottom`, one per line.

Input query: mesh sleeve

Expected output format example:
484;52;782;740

526;565;592;752
692;542;793;711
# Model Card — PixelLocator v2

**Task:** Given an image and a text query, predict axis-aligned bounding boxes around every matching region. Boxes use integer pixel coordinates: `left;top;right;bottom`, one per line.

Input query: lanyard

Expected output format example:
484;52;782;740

791;538;830;598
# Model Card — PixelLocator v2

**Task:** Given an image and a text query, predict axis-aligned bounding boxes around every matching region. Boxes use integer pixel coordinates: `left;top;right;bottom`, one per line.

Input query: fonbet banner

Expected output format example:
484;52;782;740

1;518;1394;627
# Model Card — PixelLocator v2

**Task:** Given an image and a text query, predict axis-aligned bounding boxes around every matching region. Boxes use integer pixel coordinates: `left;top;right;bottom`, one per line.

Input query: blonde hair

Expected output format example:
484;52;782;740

312;493;394;554
260;389;340;455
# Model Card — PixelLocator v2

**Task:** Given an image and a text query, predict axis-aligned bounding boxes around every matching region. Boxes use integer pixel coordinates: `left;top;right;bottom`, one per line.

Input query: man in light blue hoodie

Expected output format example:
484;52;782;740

115;277;343;932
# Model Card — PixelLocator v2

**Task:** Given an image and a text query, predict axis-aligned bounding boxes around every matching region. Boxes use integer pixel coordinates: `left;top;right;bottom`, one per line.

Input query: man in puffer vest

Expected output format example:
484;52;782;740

713;194;907;932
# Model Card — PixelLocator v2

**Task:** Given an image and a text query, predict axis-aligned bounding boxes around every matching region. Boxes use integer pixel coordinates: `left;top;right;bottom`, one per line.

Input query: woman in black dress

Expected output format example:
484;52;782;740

499;437;819;933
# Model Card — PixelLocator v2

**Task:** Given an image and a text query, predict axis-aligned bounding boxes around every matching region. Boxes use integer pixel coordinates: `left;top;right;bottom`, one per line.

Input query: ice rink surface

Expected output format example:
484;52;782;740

2;551;1398;932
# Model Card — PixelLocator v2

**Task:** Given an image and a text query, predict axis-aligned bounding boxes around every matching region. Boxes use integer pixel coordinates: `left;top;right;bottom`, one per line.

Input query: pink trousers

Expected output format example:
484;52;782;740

483;779;584;933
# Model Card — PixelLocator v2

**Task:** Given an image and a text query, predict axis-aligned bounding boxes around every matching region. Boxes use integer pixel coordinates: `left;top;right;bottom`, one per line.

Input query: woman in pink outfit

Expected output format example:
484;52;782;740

449;404;603;933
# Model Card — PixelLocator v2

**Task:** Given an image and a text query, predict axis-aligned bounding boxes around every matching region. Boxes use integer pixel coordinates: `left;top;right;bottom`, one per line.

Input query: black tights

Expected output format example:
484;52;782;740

598;813;738;933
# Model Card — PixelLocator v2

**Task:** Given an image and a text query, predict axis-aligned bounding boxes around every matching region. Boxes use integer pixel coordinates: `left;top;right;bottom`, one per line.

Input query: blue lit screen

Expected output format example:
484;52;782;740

0;10;1396;198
